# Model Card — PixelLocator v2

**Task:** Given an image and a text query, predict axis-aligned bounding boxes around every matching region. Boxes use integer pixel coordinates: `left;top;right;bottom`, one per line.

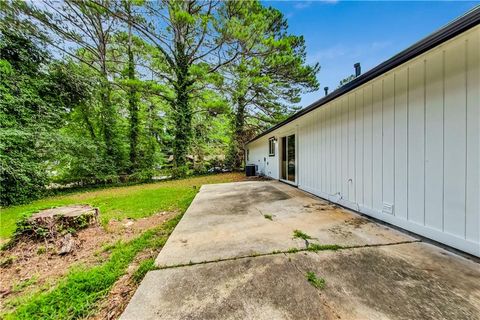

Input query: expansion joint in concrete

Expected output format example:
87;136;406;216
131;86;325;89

156;239;422;270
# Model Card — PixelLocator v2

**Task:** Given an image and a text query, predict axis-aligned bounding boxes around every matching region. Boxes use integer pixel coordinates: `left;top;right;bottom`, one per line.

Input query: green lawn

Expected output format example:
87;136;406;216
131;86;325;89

0;173;244;240
1;173;245;319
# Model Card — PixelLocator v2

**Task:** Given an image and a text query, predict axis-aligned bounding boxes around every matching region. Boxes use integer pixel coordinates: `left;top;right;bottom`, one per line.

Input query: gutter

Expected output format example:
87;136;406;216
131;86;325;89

246;5;480;145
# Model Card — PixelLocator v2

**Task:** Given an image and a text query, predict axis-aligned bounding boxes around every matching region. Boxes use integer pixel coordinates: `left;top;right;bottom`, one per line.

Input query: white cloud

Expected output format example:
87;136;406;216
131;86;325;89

293;0;338;10
307;41;392;64
307;44;347;63
293;1;313;9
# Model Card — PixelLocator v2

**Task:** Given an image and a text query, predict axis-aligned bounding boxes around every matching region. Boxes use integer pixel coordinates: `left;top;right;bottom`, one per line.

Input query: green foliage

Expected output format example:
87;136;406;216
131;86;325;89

224;3;320;167
12;276;38;293
0;33;45;203
1;0;321;205
306;271;326;289
170;165;190;179
0;30;88;206
293;229;314;241
307;243;343;252
338;74;356;88
3;214;182;320
132;258;155;283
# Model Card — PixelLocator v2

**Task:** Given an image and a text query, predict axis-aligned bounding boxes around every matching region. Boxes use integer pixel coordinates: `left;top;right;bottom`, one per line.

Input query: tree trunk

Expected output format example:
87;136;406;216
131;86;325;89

96;12;118;170
79;104;96;141
172;36;192;171
172;68;191;169
100;81;116;165
127;3;139;173
233;98;246;168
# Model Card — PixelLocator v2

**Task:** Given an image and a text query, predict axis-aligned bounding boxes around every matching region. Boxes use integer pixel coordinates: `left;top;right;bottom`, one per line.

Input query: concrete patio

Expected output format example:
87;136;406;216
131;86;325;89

121;180;480;320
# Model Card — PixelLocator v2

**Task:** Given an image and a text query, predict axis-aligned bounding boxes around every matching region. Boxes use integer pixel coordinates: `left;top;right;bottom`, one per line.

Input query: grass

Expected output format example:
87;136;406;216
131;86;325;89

0;255;15;267
263;214;273;221
132;258;156;284
1;173;244;318
292;229;314;241
0;173;244;240
12;276;38;293
306;271;326;289
307;243;343;252
3;214;183;320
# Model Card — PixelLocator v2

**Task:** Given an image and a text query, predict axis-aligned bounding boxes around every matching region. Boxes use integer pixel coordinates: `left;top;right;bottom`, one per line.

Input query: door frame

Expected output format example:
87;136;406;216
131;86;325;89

278;127;298;186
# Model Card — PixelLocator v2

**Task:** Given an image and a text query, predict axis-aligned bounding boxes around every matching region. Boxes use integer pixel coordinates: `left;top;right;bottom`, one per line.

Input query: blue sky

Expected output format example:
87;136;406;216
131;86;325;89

265;1;479;107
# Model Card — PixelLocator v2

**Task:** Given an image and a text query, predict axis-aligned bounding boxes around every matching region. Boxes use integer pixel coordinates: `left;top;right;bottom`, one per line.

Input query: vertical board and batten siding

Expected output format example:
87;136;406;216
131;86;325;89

247;138;279;179
246;26;479;256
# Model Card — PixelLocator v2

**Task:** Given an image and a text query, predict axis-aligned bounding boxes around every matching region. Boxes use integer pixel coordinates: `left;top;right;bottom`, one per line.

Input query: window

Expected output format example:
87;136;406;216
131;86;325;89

268;137;275;156
246;149;249;161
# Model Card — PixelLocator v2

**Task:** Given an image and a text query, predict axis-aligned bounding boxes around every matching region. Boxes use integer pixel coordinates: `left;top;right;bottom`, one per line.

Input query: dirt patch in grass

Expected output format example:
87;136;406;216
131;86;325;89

0;211;174;314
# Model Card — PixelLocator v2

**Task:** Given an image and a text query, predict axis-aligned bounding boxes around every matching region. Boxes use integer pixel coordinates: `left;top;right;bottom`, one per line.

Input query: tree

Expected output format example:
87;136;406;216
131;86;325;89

125;0;140;173
0;30;89;205
9;0;124;170
338;74;355;88
224;5;320;168
0;0;322;200
96;0;269;174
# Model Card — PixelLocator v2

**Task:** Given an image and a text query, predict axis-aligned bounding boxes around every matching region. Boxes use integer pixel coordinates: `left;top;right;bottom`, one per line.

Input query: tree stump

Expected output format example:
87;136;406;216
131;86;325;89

15;205;99;240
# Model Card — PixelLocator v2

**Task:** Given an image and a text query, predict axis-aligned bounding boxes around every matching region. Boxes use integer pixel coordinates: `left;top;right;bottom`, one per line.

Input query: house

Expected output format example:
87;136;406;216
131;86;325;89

245;7;479;257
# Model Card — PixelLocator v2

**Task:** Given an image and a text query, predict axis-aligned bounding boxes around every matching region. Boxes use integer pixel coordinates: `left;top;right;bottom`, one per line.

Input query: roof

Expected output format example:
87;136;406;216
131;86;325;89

247;5;480;145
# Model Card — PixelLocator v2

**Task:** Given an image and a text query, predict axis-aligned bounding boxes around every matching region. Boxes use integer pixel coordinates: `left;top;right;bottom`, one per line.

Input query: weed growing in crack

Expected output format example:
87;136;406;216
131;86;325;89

307;243;342;252
306;271;326;289
263;214;273;221
293;230;314;241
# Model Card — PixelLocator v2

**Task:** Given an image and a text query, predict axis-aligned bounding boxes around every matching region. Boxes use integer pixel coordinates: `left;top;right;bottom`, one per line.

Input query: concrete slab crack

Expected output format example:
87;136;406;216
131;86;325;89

284;253;343;319
156;239;421;270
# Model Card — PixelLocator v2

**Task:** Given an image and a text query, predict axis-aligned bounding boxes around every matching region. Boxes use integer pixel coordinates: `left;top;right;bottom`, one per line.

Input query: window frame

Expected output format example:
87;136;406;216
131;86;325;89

268;137;275;156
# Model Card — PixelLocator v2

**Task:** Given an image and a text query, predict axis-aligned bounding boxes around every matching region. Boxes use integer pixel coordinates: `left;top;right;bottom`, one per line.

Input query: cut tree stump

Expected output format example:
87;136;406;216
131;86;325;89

17;205;99;240
29;205;99;220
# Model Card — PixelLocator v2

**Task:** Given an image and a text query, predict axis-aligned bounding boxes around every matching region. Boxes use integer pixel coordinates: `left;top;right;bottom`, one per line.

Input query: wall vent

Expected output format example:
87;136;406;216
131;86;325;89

382;203;394;215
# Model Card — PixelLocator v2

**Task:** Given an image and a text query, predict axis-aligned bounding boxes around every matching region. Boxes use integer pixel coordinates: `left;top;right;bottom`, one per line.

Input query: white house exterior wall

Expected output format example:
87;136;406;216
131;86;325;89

245;26;479;256
247;138;279;179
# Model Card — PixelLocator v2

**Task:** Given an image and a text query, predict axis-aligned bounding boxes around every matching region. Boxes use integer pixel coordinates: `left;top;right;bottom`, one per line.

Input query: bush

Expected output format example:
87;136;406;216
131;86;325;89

170;165;190;178
0;137;48;206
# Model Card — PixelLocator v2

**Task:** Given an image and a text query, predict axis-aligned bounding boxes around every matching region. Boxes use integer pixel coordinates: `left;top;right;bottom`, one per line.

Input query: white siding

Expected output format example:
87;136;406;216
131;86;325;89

247;137;279;179
395;68;408;220
424;51;444;231
246;26;480;256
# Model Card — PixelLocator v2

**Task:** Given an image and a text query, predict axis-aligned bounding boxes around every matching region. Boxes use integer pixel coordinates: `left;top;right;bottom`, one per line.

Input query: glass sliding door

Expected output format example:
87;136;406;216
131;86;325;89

287;134;295;182
281;136;287;180
280;134;296;183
